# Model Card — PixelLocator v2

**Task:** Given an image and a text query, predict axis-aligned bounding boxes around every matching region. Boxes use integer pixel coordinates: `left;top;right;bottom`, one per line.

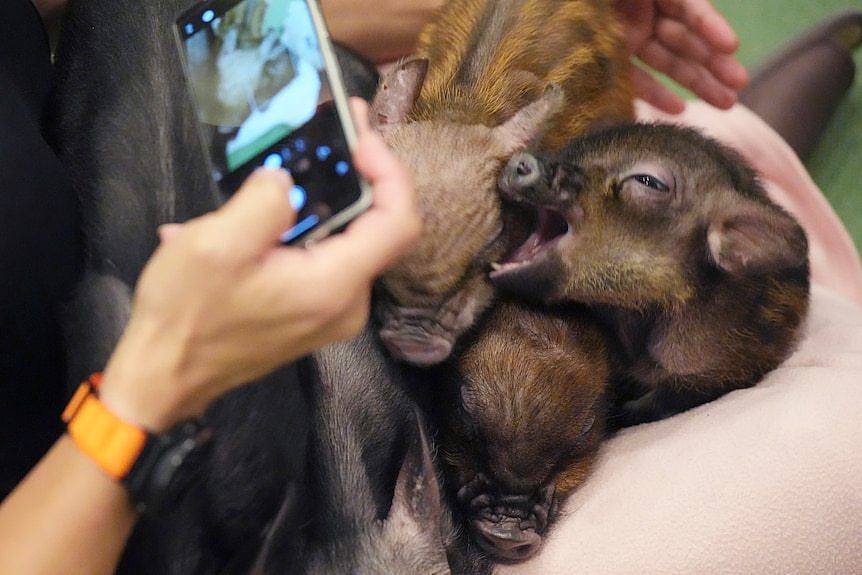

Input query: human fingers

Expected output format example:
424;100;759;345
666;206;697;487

199;167;298;260
710;52;749;92
349;97;372;133
345;123;421;271
638;38;738;109
631;65;686;113
654;18;749;91
246;100;418;347
657;0;739;53
317;99;421;276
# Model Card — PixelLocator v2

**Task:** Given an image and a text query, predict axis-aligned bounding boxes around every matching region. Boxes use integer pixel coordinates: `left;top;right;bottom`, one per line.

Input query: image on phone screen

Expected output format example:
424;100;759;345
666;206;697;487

177;0;370;243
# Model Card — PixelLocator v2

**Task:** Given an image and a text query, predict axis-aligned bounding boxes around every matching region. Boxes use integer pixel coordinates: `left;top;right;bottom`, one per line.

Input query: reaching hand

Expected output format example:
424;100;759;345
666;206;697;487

99;99;421;431
614;0;749;112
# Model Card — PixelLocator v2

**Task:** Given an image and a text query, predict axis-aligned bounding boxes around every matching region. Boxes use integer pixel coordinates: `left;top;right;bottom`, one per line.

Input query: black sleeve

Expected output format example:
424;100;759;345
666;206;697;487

0;0;83;499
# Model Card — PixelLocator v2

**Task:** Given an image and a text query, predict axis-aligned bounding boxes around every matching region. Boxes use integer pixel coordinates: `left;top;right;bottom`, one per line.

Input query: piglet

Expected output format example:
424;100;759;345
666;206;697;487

369;0;634;366
493;123;810;426
438;301;611;562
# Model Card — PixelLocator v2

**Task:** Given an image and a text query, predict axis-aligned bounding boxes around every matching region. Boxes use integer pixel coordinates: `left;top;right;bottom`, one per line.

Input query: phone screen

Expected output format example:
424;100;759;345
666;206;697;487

176;0;370;243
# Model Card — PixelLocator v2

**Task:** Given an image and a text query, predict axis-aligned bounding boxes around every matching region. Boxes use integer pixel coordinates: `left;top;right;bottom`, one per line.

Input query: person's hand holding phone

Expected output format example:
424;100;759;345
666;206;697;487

176;0;373;244
99;99;421;432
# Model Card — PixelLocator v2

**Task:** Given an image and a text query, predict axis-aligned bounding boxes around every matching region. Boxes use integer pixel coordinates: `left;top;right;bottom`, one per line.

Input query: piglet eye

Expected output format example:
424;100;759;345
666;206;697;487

630;174;669;193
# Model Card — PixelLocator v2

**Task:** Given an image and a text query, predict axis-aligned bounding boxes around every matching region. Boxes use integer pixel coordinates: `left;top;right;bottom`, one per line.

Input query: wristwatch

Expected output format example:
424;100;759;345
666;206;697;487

62;373;213;515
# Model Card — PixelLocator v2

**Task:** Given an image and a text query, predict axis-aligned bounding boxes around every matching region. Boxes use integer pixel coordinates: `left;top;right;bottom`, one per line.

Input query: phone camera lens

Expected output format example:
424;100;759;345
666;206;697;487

335;161;349;176
201;9;215;23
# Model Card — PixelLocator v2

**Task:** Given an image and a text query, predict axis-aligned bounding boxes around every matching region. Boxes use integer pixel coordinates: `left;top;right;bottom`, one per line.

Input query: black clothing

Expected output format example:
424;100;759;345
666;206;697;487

0;0;82;498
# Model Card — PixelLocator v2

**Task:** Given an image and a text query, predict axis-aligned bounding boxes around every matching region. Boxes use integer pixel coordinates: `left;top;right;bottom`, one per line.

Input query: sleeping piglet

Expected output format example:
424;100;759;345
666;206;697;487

438;301;611;563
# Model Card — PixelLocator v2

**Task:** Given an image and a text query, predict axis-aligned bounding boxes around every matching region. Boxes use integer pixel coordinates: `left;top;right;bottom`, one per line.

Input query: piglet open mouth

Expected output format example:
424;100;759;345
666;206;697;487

491;206;569;277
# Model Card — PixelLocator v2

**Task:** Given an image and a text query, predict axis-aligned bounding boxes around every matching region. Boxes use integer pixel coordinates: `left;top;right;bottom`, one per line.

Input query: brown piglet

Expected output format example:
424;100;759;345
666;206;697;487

438;300;611;562
369;0;634;366
493;123;810;426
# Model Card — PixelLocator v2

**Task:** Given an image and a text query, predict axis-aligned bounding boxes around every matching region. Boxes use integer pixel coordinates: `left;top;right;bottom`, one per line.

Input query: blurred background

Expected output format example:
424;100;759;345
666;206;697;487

698;1;860;250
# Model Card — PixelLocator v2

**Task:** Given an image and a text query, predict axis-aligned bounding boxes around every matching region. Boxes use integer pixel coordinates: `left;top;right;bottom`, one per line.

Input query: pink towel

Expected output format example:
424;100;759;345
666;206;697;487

497;102;862;575
497;288;862;575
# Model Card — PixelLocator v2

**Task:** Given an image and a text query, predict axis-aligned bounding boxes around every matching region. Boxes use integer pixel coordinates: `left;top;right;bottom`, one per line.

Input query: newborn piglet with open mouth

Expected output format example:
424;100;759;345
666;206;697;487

493;123;810;427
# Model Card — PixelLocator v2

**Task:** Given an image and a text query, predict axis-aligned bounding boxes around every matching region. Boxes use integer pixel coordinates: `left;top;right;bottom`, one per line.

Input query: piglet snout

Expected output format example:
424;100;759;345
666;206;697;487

499;152;541;198
379;330;452;366
473;518;542;562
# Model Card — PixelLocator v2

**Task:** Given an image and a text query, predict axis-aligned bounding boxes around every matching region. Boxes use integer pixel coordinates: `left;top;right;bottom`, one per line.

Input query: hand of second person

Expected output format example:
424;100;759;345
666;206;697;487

99;100;421;432
614;0;749;112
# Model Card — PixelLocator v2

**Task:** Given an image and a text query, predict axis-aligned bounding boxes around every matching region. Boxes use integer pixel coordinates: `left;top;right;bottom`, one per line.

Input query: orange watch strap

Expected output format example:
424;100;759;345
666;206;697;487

62;373;148;479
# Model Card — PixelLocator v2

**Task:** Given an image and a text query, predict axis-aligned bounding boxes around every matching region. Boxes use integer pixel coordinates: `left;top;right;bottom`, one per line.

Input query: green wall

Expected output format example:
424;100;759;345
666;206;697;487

706;1;862;250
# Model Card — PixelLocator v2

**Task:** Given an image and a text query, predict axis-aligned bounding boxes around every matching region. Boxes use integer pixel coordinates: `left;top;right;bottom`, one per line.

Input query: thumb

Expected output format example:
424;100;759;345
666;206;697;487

214;168;298;257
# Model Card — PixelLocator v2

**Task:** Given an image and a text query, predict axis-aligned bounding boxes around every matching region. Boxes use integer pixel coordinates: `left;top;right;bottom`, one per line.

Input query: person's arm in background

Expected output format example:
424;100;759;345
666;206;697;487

322;0;444;64
0;100;420;575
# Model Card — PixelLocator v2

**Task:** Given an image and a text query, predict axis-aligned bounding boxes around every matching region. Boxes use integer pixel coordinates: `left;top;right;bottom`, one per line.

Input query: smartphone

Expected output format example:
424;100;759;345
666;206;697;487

175;0;372;244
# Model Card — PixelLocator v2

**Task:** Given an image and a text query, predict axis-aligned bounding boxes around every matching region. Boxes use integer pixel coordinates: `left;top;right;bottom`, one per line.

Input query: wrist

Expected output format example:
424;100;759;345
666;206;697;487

62;373;213;515
62;374;148;480
99;314;205;432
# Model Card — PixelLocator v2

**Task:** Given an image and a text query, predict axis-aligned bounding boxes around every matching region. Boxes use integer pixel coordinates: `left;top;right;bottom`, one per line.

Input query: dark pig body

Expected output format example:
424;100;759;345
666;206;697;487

249;327;487;575
47;1;386;572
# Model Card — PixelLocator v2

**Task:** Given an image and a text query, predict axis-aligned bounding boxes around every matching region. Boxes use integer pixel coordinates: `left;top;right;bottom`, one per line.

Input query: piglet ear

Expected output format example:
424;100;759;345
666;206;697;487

492;84;565;155
369;58;429;133
707;202;808;275
387;410;443;529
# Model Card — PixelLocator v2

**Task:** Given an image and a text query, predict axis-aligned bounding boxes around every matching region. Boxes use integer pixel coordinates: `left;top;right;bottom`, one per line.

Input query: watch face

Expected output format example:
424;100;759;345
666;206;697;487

123;419;213;515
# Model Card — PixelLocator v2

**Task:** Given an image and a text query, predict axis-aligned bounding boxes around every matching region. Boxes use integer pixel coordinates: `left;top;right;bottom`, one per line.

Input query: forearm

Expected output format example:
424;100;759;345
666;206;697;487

322;0;443;63
0;324;197;574
0;436;136;575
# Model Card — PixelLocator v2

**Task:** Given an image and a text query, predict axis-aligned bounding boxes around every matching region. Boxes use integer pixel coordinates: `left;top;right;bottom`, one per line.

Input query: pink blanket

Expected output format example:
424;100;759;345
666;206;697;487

499;286;862;575
499;102;862;575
